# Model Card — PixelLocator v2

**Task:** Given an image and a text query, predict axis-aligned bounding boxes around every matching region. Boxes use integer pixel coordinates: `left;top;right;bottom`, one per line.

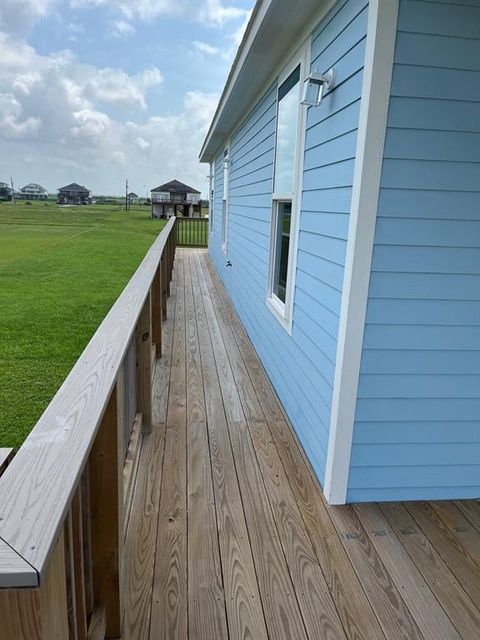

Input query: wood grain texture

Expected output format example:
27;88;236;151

87;604;106;640
152;266;162;358
190;251;269;640
89;385;123;639
123;427;166;640
0;533;69;640
0;538;37;588
0;219;176;585
0;448;14;476
123;412;143;535
71;487;88;640
136;292;153;434
152;272;176;427
329;504;423;640
187;421;228;639
430;501;480;569
204;253;385;640
381;502;480;640
185;253;227;638
193;252;308;640
200;251;347;639
406;501;480;607
455;500;480;534
150;253;187;640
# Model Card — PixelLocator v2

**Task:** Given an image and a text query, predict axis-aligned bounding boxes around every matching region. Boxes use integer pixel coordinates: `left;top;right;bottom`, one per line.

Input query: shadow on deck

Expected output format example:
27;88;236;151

123;249;480;640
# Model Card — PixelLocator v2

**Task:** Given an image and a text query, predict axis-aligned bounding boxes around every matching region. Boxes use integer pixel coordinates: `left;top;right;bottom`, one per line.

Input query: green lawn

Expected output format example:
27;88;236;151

0;201;166;447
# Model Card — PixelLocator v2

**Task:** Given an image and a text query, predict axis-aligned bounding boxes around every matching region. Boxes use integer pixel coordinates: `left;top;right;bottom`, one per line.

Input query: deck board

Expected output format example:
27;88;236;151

124;248;480;640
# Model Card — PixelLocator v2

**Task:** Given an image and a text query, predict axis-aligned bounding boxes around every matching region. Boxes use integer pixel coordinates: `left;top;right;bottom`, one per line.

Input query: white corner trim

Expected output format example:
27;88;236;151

323;0;399;505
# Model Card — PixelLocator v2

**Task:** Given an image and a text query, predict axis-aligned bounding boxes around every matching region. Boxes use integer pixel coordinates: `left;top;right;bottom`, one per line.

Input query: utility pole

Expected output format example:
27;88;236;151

10;177;15;205
125;178;129;212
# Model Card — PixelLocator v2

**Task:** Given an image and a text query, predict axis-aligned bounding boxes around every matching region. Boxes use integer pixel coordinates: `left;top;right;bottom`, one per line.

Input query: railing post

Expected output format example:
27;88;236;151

0;533;69;640
89;385;123;638
152;265;162;359
135;291;152;433
89;385;123;639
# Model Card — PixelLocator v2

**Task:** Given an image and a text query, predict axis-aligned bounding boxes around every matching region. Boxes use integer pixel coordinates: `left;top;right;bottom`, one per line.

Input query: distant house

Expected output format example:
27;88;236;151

0;181;12;201
150;179;201;219
19;183;48;200
200;0;480;505
57;183;92;205
128;192;139;204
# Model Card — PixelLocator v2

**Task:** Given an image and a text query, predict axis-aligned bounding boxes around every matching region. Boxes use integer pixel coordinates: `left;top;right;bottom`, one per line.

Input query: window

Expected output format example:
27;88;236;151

209;162;214;235
221;145;229;251
268;52;306;329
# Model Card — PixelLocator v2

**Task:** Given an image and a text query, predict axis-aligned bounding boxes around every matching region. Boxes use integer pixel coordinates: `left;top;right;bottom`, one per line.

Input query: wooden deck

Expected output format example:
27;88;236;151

123;248;480;640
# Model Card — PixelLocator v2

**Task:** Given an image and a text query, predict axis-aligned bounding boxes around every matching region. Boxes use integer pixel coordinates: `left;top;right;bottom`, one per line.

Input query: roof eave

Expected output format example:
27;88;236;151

199;0;325;163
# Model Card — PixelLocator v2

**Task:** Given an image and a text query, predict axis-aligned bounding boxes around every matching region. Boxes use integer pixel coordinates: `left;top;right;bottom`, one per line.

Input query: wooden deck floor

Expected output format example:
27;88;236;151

123;248;480;640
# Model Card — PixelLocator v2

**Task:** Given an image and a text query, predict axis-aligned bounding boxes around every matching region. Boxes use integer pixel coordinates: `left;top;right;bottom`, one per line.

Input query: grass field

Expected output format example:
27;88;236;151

0;201;167;447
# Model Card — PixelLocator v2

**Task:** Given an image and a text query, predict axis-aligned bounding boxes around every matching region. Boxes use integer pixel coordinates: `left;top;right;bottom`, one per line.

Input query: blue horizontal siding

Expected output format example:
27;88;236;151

349;0;480;503
209;0;367;486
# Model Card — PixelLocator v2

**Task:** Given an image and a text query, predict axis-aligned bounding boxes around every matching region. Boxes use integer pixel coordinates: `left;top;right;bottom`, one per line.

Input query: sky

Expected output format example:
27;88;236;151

0;0;254;196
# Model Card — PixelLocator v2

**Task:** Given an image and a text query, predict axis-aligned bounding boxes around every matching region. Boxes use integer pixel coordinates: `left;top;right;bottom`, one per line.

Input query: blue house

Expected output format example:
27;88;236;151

200;0;480;504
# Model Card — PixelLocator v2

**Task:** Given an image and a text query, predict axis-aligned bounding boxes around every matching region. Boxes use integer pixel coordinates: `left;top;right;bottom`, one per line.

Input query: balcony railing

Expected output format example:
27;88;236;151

151;194;199;204
176;216;208;247
0;217;177;639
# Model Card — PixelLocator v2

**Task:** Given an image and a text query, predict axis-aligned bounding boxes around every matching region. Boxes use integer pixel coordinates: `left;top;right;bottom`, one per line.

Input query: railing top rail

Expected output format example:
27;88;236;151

0;217;176;588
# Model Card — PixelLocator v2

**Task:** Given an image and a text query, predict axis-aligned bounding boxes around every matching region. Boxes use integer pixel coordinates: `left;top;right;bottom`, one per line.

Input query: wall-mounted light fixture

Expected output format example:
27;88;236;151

301;68;335;107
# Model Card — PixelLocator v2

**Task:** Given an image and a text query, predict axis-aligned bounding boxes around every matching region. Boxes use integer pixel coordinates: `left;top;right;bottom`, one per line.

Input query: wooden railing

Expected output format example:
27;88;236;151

176;216;208;247
0;217;177;640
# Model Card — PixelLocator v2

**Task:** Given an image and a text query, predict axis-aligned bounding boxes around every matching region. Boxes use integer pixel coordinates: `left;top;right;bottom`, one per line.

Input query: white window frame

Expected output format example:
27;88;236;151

267;42;309;334
221;142;230;254
209;162;215;236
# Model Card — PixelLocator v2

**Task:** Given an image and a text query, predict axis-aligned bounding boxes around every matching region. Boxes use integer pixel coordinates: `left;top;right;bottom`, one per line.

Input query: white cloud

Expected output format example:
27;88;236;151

71;108;111;138
1;0;58;35
198;0;246;26
111;150;126;165
0;93;42;139
135;137;150;151
70;0;249;27
112;19;135;37
232;8;252;47
85;67;162;109
193;41;221;56
12;72;42;95
0;29;216;193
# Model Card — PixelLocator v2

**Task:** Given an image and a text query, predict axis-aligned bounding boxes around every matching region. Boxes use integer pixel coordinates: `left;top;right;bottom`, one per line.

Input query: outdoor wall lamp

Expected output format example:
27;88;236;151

301;68;335;107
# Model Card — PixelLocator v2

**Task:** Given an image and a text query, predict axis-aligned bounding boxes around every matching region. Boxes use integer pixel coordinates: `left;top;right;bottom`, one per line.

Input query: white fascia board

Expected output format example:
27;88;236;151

323;0;399;505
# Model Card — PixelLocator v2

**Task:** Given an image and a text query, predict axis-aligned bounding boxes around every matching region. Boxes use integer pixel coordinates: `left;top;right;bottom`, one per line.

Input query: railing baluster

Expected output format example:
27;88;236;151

81;465;94;618
64;510;78;640
135;292;152;433
152;266;162;358
71;488;88;640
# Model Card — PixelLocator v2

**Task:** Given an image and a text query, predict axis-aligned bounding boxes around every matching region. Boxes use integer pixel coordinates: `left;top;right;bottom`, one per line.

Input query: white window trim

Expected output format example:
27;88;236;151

266;40;310;335
221;141;230;254
323;0;399;505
